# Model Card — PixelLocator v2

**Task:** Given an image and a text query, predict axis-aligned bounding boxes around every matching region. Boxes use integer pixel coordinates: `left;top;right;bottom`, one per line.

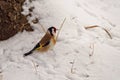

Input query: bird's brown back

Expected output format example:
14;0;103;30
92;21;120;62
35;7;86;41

39;32;51;45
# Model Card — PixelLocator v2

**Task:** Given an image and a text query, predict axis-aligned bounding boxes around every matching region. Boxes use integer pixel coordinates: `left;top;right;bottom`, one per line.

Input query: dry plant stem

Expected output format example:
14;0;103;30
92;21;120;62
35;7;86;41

32;60;38;75
85;25;112;39
102;28;112;39
39;23;46;33
71;59;75;74
56;18;66;40
89;43;94;57
85;25;99;29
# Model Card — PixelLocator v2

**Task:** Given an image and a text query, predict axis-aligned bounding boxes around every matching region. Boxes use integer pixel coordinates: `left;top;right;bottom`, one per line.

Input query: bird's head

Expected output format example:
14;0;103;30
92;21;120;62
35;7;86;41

48;26;58;36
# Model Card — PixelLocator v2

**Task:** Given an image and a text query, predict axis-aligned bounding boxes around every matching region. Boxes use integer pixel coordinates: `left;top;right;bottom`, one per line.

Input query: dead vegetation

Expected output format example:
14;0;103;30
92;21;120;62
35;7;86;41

84;25;99;29
70;59;76;74
0;0;33;41
102;28;112;39
56;18;66;40
85;25;112;39
89;43;95;57
32;60;38;75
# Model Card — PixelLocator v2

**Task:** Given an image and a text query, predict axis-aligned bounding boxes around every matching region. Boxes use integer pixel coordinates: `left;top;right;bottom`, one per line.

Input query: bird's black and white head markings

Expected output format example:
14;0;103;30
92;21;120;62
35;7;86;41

48;27;57;36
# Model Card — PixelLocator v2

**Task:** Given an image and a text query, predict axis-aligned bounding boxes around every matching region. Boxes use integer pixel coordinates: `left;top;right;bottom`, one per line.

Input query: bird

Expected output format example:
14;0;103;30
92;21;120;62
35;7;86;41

24;26;58;57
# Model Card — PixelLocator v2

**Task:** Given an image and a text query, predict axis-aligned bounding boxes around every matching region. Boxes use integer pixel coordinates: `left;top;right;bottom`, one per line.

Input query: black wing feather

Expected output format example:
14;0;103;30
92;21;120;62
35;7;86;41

24;43;40;57
42;40;50;47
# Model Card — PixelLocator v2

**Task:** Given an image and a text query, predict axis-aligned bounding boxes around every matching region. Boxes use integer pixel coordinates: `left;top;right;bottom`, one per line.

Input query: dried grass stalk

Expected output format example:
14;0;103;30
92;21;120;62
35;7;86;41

102;28;112;39
85;25;99;29
39;18;66;40
39;23;46;33
85;25;112;39
56;18;66;40
89;43;94;57
70;59;75;74
32;60;38;75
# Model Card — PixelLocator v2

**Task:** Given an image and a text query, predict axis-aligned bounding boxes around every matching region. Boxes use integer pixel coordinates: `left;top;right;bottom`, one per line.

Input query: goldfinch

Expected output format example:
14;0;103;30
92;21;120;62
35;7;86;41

24;27;58;56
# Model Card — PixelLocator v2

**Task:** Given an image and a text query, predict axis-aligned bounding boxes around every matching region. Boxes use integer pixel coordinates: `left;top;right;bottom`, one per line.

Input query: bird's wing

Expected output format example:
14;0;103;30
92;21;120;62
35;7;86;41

42;40;50;47
39;32;51;48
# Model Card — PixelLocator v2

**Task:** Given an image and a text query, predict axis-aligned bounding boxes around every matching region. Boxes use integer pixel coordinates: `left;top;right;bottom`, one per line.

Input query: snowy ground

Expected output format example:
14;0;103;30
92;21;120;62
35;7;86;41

0;0;120;80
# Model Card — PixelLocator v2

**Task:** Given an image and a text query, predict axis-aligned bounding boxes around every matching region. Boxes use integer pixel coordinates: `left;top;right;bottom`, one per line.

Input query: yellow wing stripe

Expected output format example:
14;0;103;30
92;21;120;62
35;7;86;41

36;44;43;50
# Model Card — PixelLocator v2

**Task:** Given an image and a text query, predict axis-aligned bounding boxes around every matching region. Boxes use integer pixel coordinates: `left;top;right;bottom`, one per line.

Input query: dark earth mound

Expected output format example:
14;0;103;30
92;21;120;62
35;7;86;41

0;0;34;41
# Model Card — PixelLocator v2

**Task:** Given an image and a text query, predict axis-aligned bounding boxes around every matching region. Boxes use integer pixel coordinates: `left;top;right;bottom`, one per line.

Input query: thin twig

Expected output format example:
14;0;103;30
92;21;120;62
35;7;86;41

39;23;46;33
89;43;94;57
70;59;75;74
84;25;99;29
32;60;38;75
85;25;112;39
102;28;112;39
56;18;66;40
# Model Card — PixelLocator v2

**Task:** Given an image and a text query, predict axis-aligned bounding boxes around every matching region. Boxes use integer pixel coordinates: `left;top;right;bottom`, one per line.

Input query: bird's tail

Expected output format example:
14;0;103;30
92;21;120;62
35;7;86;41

24;50;33;57
24;43;40;57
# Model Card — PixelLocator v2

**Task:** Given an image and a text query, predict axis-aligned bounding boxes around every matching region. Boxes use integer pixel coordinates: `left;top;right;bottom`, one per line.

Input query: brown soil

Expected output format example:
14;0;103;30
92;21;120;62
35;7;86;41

0;0;34;41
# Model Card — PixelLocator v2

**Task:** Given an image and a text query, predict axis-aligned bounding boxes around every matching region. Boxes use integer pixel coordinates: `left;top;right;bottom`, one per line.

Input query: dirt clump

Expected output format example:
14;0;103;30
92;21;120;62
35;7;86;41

0;0;33;41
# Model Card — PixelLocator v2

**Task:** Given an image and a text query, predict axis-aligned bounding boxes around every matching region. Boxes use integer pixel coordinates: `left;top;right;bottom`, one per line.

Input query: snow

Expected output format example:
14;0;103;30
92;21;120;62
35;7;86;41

0;0;120;80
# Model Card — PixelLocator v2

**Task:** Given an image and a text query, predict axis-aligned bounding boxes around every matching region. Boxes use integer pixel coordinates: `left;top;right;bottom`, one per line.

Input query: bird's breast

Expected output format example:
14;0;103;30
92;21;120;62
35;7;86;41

49;38;56;49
